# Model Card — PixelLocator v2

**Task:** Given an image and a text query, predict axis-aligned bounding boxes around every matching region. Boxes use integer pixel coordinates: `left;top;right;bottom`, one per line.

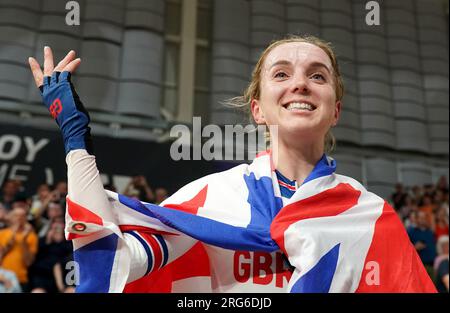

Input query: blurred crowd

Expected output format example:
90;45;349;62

0;174;448;293
0;177;169;293
390;176;449;293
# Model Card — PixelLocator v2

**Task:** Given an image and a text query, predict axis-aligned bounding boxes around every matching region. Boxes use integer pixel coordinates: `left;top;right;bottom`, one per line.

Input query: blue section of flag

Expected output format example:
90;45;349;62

74;233;118;293
114;155;336;255
118;194;157;218
245;172;284;229
116;173;281;252
302;154;336;185
290;243;340;293
141;202;279;252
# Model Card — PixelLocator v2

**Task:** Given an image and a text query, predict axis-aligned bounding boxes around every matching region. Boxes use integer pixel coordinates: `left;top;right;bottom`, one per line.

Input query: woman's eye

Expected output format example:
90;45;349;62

311;73;325;81
274;72;288;79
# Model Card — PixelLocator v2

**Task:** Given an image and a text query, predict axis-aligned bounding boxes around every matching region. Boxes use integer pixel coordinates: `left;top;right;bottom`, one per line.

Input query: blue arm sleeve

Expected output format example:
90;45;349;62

39;71;93;155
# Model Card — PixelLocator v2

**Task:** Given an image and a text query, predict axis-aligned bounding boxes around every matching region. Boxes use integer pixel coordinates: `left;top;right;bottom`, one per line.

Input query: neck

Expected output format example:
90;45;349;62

271;135;324;184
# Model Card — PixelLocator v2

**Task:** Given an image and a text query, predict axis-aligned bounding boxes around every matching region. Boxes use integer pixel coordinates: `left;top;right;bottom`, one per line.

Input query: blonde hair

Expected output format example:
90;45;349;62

227;35;344;154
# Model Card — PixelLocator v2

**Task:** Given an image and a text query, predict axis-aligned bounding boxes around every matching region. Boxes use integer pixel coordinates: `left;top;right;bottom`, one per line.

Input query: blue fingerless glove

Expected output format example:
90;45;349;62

39;71;93;155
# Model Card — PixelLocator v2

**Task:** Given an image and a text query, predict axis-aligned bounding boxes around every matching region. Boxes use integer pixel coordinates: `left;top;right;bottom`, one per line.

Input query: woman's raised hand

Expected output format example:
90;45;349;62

28;46;81;88
27;46;93;155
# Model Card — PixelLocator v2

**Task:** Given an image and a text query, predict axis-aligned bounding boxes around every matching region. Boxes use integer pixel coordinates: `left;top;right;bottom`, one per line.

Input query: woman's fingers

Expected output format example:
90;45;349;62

28;57;44;88
29;48;80;88
43;46;54;76
54;50;76;72
62;58;81;73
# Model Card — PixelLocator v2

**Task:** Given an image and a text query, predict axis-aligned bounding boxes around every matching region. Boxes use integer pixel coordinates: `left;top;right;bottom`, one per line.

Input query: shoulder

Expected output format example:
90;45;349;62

332;174;376;197
333;174;395;205
333;174;366;190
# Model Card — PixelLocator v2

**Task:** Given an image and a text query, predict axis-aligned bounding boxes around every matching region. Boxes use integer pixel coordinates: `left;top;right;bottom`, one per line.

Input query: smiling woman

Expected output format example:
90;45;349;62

227;36;343;160
252;37;342;184
27;35;436;293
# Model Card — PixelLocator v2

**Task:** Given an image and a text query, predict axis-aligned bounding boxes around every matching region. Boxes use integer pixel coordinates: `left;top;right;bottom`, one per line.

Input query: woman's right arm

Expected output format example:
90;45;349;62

29;48;198;291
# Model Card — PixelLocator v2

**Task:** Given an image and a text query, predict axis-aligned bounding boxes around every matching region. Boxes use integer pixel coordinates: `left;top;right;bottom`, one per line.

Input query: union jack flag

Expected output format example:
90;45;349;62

65;152;436;293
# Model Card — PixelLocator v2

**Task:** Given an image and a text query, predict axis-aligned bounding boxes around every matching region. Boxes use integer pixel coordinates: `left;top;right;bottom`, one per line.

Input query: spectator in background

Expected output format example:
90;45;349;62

418;194;436;231
11;192;31;209
0;257;22;293
154;187;169;205
0;180;20;211
10;198;35;230
30;184;51;218
435;207;449;241
29;220;72;293
439;189;449;215
424;184;436;199
434;235;449;293
391;183;408;211
408;211;437;279
54;181;68;199
0;207;38;291
30;188;65;237
399;195;417;222
54;181;68;209
123;176;155;203
39;181;68;213
411;185;424;206
405;210;418;230
437;176;448;193
0;246;22;293
36;202;64;238
433;189;447;216
0;203;7;230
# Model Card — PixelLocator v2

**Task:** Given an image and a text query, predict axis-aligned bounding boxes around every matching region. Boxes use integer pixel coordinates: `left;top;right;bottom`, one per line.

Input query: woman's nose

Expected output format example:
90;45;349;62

290;75;309;94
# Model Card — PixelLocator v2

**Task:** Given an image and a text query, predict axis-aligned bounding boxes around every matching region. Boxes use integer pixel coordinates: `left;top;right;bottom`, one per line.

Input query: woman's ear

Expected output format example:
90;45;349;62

251;98;266;124
332;100;341;127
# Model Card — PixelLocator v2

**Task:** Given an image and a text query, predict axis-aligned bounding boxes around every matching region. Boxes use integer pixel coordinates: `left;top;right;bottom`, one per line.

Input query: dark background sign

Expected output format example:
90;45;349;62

0;123;235;196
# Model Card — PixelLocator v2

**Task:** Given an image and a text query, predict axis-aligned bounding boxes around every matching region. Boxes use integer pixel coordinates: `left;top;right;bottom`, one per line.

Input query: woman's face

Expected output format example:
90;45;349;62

50;221;65;242
252;42;341;143
38;184;50;199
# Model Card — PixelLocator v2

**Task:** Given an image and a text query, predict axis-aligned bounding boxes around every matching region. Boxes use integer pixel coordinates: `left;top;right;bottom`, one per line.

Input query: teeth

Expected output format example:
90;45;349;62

286;102;314;111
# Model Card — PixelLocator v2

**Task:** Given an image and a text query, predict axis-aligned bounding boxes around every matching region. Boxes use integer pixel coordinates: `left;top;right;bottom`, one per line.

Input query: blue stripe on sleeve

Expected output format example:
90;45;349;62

125;231;154;275
154;234;169;267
